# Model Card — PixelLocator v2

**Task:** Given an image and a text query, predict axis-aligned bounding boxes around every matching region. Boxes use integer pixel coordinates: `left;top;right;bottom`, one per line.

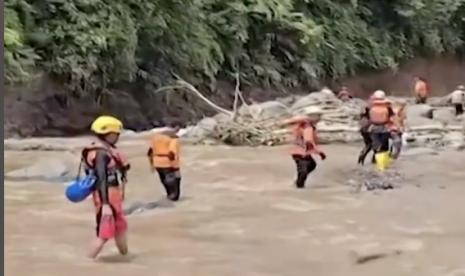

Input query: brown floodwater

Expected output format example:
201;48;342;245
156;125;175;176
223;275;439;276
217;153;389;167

5;143;465;276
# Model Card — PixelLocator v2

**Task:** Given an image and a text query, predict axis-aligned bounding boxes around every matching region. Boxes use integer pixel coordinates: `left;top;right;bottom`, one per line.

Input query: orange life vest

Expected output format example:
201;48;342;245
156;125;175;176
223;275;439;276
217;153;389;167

368;100;391;125
338;89;351;100
149;132;180;168
415;80;429;98
390;105;406;132
82;139;129;213
289;123;319;156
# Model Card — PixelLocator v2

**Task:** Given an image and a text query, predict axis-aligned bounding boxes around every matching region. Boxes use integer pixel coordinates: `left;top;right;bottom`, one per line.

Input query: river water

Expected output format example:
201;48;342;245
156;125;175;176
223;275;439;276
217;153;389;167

5;143;465;276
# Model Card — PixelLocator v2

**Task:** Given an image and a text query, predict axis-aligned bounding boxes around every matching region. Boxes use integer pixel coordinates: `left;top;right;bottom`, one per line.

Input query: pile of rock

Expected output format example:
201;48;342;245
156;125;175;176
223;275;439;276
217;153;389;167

180;90;465;149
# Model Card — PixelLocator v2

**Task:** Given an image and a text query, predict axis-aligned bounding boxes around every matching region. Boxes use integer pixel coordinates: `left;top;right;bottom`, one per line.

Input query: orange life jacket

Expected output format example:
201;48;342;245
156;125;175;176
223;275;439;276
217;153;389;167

368;100;391;125
390;105;406;132
338;89;351;100
415;80;429;98
82;139;129;213
149;132;180;168
289;123;319;156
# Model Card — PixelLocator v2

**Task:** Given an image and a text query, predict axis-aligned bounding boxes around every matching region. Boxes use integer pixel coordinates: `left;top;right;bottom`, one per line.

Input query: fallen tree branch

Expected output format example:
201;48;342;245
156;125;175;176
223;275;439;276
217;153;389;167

154;81;233;116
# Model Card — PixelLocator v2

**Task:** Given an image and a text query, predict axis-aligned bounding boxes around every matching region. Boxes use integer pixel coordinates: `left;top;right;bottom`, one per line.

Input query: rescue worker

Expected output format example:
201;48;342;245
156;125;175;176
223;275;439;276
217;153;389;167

388;101;407;159
147;120;182;201
367;90;395;156
414;76;429;104
337;86;353;102
283;114;326;189
448;85;465;116
83;115;131;259
357;102;375;165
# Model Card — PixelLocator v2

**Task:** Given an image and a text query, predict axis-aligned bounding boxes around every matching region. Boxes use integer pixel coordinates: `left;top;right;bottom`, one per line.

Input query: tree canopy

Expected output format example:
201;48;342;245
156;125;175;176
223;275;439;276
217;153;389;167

5;0;465;92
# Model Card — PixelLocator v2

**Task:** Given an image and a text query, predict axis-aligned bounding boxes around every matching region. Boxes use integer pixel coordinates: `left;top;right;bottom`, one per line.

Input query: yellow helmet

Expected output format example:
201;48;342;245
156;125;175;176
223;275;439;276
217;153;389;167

90;115;123;134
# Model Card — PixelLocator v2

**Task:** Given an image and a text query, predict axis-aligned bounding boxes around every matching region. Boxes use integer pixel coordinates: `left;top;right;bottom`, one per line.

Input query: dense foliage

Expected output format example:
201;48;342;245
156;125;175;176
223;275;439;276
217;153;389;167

5;0;465;92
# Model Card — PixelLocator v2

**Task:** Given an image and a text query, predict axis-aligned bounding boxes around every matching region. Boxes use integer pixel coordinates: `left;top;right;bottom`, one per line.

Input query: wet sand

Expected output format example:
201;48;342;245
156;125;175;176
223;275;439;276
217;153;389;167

5;144;465;276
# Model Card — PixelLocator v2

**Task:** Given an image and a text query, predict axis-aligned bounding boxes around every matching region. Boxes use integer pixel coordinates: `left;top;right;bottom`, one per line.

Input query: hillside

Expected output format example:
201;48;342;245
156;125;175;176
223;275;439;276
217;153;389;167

4;0;465;136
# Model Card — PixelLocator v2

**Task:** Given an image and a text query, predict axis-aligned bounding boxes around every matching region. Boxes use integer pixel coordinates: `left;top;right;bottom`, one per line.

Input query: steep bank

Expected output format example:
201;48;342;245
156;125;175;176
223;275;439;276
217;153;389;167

4;56;465;138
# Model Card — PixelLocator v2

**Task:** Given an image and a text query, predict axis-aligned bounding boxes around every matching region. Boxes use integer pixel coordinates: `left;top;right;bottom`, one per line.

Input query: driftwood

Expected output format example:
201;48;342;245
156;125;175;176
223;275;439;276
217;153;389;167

155;79;233;116
156;78;288;146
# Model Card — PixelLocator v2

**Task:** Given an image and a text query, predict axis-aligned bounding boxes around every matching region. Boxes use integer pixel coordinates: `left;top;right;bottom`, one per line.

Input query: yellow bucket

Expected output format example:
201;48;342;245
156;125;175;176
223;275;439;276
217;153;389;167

375;151;391;171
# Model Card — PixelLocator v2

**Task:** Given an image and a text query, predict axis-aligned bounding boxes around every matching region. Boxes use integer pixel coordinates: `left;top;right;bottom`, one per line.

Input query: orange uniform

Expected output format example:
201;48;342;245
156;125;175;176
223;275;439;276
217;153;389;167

290;123;322;157
148;130;182;200
287;119;325;188
149;132;180;169
82;139;130;238
337;88;352;101
368;99;393;125
389;104;406;133
414;79;429;100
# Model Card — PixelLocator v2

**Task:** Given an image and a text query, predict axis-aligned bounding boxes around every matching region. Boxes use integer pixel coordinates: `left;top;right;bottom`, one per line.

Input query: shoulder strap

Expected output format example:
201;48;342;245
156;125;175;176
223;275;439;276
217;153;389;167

75;157;84;180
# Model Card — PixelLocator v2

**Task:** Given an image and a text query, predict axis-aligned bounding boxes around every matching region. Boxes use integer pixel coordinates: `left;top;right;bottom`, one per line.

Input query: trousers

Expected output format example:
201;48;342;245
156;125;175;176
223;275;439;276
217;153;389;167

156;168;181;201
292;155;317;188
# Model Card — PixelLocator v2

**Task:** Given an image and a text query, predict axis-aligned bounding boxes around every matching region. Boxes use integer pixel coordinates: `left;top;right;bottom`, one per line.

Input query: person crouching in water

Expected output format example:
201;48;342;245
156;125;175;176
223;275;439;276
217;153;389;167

83;116;131;259
147;120;182;201
367;90;395;157
283;114;326;189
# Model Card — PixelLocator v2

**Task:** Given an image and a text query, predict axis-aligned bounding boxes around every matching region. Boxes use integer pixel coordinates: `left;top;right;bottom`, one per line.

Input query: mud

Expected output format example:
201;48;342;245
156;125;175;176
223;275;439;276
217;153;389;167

4;143;465;276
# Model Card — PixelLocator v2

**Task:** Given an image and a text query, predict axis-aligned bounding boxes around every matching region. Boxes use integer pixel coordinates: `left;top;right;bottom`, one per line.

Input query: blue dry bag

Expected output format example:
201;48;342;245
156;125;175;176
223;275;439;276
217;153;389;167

65;159;96;203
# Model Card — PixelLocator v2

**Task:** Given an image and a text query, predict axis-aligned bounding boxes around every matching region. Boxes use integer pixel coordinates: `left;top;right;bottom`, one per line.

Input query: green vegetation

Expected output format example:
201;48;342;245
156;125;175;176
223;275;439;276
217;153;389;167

5;0;465;92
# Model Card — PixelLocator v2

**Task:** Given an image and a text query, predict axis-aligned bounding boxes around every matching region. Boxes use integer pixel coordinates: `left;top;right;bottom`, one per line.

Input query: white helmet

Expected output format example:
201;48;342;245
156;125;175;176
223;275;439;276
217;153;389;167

373;90;386;100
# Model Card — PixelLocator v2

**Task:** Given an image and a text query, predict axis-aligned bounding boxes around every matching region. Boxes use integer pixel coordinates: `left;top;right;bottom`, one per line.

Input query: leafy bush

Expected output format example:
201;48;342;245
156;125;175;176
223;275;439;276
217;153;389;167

4;0;465;91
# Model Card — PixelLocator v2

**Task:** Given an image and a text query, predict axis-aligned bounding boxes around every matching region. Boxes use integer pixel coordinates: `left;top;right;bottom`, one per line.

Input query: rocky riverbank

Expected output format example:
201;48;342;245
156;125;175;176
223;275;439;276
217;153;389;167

181;90;465;149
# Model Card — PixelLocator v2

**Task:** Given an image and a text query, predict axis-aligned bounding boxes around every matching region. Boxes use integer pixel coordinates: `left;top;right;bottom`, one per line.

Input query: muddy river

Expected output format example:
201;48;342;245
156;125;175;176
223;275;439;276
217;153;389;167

5;143;465;276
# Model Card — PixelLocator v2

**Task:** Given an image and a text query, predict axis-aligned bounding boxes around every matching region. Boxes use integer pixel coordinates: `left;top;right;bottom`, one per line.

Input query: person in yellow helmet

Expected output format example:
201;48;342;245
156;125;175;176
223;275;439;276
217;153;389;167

83;115;131;259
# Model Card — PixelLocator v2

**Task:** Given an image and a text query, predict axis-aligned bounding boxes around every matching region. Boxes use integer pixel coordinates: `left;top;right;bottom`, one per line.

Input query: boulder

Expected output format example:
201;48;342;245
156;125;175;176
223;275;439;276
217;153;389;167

181;117;218;140
427;96;450;107
443;132;465;149
291;92;340;111
406;117;443;130
457;113;465;122
406;104;433;119
432;108;457;124
240;101;290;120
5;156;78;182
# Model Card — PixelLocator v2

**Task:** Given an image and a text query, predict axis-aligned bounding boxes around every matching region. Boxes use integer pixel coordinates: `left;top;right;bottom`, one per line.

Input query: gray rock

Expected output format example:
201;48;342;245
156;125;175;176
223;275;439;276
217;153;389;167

433;108;457;124
443;132;465;149
6;157;77;182
240;101;290;120
182;117;218;140
428;96;450;107
291;92;340;111
407;117;443;130
406;104;433;119
213;113;232;123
